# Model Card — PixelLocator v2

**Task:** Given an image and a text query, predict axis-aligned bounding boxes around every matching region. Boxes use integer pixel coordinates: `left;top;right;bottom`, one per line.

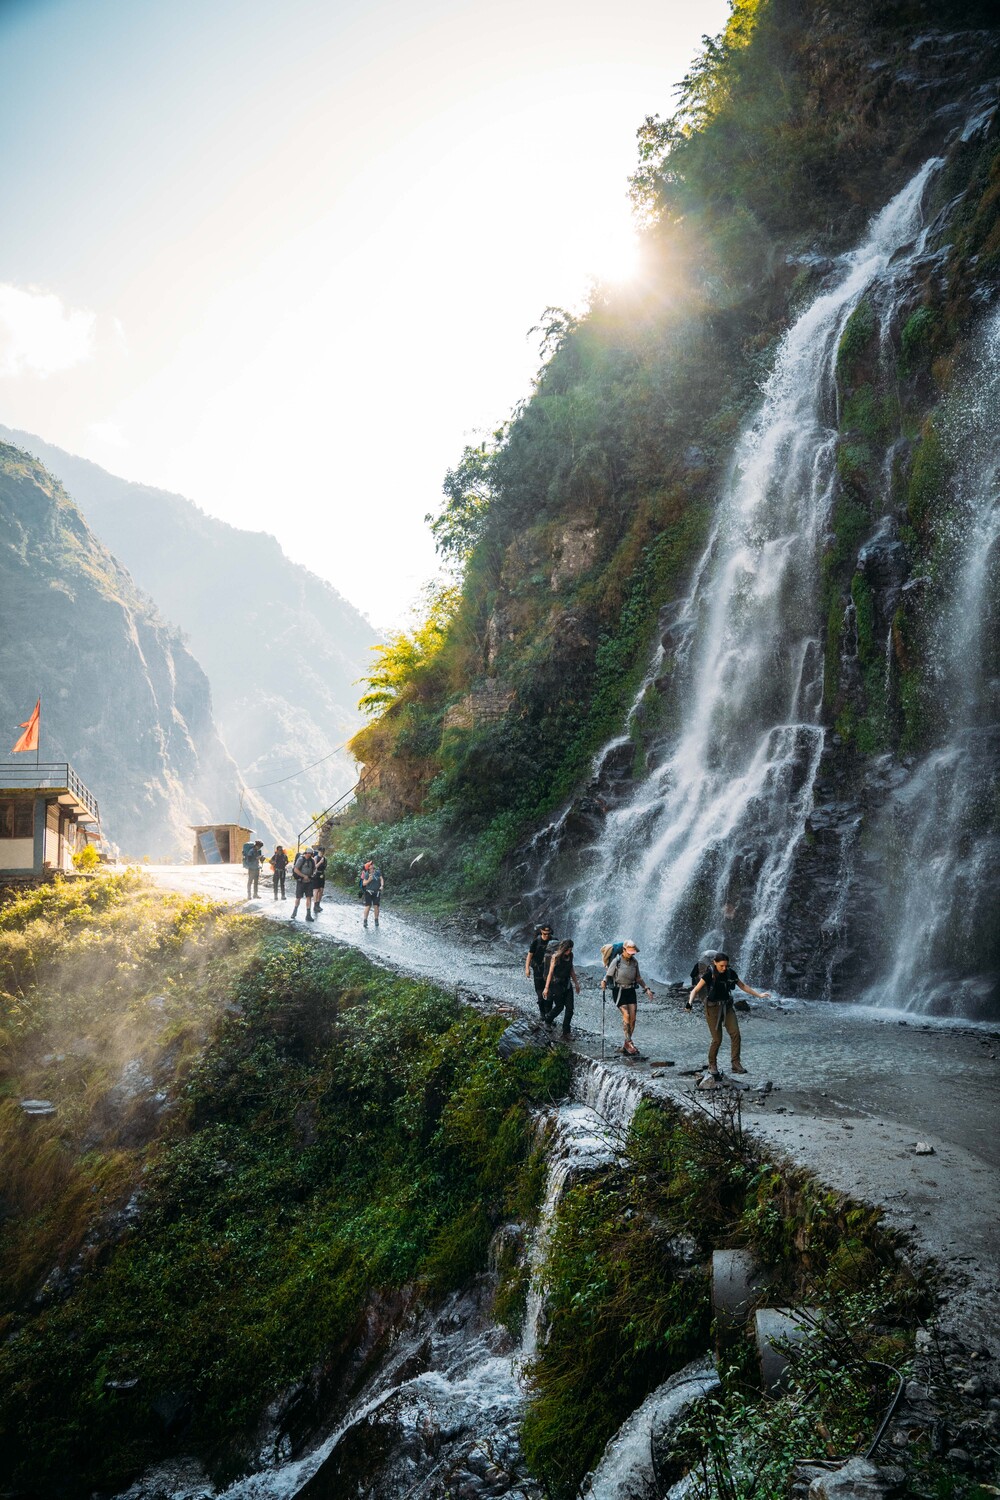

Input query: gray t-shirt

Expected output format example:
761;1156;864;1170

606;956;643;990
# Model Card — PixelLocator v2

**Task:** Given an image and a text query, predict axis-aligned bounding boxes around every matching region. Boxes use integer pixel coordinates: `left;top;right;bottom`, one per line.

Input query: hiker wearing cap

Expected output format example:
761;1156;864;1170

687;953;770;1080
244;839;265;900
525;924;554;1018
542;939;581;1037
291;847;318;922
312;847;327;914
601;942;653;1058
359;860;384;928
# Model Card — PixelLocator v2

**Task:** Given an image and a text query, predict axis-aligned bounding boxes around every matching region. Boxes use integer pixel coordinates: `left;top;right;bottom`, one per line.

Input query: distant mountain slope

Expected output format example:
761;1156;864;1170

0;443;274;857
0;427;379;833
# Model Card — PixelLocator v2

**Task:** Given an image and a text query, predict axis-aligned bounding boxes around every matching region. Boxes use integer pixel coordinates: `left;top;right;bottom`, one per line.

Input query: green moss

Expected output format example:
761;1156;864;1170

907;419;948;533
836;299;876;381
841;384;890;444
850;572;876;663
0;881;570;1496
900;306;937;374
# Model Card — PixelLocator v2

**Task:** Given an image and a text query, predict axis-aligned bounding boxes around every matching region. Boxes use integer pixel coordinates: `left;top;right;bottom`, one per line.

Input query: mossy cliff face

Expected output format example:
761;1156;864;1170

332;6;999;1013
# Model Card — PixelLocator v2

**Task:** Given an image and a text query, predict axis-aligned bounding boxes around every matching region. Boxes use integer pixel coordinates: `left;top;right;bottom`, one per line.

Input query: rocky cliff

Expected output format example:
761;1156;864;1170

0;443;270;857
0;428;378;835
334;0;1000;1016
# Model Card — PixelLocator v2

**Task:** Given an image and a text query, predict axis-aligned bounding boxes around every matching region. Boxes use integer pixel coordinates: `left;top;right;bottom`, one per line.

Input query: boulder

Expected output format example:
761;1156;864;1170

497;1020;544;1060
807;1457;902;1498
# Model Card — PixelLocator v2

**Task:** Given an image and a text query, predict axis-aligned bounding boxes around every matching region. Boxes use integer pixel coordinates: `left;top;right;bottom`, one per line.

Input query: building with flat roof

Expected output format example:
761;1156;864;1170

191;823;253;865
0;762;102;879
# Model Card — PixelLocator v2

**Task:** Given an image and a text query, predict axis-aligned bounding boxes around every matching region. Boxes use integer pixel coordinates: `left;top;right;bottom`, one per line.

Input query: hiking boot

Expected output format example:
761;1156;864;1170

374;917;379;927
290;910;298;920
731;1063;748;1074
363;919;368;928
711;1069;723;1082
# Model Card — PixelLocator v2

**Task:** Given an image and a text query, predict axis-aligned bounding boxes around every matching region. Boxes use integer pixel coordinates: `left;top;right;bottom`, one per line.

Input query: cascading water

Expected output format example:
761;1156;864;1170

115;1097;631;1500
564;157;944;986
865;306;1000;1016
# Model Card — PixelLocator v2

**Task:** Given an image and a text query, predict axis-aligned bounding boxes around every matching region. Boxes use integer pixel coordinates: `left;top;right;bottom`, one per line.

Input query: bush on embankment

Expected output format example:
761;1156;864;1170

0;874;569;1496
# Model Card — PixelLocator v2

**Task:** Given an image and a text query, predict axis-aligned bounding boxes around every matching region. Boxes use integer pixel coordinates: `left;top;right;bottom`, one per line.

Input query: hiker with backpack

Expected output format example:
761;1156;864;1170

525;924;554;1018
542;939;581;1037
312;847;327;914
291;847;318;922
601;941;653;1058
269;845;289;901
359;859;383;928
686;952;770;1080
243;839;265;899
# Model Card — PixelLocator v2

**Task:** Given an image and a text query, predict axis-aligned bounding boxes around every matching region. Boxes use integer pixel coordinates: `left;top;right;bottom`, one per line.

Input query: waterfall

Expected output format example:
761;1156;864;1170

865;306;1000;1016
564;157;943;987
115;1099;628;1500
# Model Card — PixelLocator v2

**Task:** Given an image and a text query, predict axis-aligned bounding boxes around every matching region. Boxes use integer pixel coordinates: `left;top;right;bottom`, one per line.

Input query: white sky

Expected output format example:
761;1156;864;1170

0;0;728;628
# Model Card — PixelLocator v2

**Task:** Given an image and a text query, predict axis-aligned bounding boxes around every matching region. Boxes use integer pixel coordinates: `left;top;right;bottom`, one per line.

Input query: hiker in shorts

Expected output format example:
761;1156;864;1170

360;860;383;928
687;953;770;1079
244;839;265;899
291;847;318;922
312;847;327;914
269;845;289;901
542;939;581;1037
601;941;653;1057
524;924;554;1018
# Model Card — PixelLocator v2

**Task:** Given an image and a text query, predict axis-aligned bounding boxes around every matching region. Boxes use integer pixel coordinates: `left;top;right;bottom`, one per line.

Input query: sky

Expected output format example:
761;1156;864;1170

0;0;728;629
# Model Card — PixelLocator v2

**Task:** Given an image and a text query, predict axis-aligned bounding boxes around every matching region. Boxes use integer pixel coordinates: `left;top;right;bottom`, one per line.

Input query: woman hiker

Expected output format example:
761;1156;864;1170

542;939;581;1037
686;952;770;1080
269;845;289;901
601;941;654;1057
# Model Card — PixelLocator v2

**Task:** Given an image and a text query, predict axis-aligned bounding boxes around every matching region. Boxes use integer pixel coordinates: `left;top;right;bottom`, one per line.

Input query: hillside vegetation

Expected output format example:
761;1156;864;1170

328;0;1000;913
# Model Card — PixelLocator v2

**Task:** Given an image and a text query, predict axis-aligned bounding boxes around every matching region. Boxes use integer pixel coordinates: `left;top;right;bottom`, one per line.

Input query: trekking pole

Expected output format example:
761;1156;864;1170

601;986;606;1061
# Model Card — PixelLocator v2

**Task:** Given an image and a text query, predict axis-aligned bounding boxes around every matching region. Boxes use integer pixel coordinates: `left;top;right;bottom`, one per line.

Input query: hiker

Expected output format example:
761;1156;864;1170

542;939;581;1037
360;859;383;928
312;847;327;914
524;924;554;1018
269;845;288;901
686;952;771;1079
244;839;265;899
601;941;653;1058
291;846;318;922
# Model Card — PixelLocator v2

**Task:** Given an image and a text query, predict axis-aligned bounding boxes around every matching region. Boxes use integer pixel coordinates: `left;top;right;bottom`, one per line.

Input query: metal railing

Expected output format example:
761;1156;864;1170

0;762;101;823
296;773;368;851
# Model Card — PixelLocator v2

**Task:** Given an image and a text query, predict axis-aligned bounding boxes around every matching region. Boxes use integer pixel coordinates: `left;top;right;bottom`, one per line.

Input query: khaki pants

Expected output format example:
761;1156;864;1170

705;1001;741;1070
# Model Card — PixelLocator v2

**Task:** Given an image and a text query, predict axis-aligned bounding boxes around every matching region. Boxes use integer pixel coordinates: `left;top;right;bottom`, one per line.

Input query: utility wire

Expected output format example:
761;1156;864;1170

247;739;353;790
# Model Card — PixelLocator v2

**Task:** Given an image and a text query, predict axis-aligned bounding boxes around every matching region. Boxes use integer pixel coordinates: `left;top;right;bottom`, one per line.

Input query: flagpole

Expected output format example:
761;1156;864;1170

36;699;40;771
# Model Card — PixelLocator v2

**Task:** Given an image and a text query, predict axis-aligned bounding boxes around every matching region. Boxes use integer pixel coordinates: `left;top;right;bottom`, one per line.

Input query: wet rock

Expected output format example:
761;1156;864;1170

475;910;501;935
19;1098;57;1116
914;1142;935;1155
806;1457;900;1498
498;1020;544;1060
583;1357;719;1498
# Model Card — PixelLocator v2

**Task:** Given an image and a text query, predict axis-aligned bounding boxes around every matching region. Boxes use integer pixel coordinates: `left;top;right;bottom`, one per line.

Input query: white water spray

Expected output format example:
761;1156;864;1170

565;158;942;984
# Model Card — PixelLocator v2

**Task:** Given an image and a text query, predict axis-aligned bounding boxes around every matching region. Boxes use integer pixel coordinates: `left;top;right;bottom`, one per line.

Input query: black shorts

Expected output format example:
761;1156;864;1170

314;877;326;891
362;888;381;907
617;986;638;1008
295;878;315;898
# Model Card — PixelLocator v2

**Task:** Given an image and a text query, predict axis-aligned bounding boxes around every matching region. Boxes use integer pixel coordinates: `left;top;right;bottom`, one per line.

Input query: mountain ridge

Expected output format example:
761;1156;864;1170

0;426;379;835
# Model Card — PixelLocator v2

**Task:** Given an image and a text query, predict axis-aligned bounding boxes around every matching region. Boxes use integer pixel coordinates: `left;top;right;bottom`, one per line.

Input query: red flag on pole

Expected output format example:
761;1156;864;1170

11;699;40;754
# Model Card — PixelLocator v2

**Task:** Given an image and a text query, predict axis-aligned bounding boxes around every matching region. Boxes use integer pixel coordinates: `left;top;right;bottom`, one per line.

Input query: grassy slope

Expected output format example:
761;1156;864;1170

0;875;567;1494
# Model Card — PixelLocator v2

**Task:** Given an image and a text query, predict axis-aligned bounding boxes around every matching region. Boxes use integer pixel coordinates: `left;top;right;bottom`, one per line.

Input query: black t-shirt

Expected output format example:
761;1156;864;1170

528;936;551;971
549;954;573;991
703;968;740;1005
